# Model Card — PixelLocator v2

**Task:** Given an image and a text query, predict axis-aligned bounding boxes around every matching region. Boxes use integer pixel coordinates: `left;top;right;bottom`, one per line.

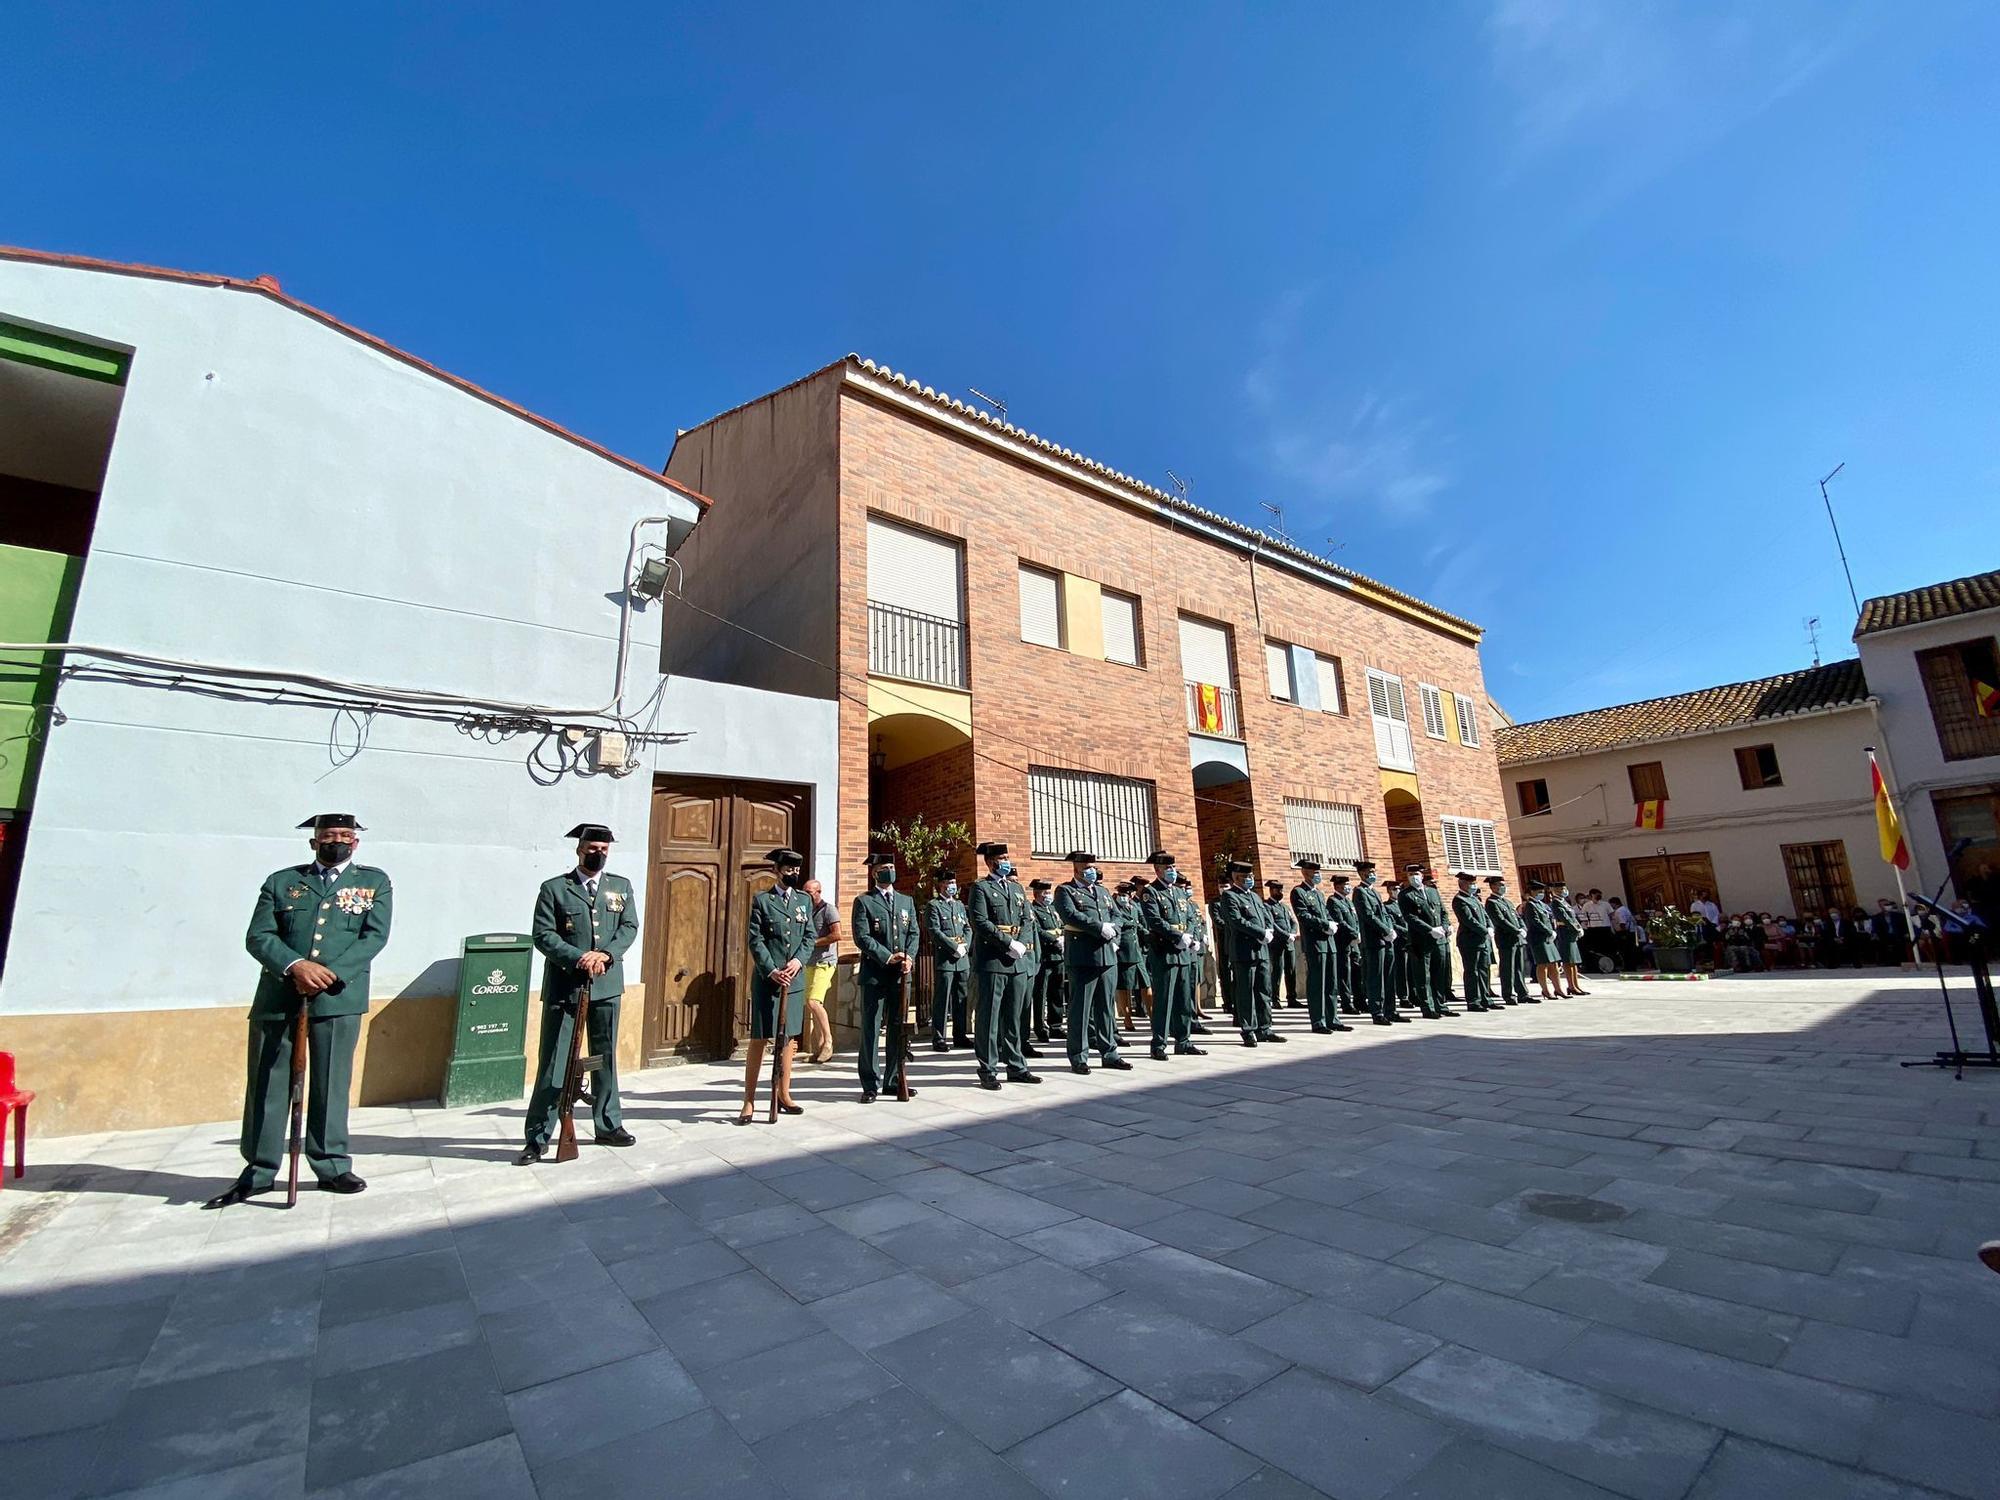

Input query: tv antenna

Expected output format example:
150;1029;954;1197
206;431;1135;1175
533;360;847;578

1165;470;1190;503
1803;615;1822;667
1322;535;1348;555
1259;502;1290;543
967;387;1007;423
1817;463;1861;619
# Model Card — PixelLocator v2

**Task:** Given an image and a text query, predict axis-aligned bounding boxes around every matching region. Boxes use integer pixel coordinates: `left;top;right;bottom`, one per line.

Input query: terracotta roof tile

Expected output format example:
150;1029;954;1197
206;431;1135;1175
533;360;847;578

1494;659;1870;765
1855;567;2000;637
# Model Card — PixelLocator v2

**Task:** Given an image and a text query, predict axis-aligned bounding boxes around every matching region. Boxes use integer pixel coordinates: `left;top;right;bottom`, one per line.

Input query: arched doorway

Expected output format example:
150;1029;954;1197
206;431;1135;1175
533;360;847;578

1384;788;1432;876
1193;758;1255;902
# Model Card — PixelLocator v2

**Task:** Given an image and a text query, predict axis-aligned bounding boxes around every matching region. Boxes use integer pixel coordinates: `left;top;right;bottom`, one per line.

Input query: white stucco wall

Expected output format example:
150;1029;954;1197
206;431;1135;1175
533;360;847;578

0;260;835;1015
1859;615;2000;894
1504;705;1900;915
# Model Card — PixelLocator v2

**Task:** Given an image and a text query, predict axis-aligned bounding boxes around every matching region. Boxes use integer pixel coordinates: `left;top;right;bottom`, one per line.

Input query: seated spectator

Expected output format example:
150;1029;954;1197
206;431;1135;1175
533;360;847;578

1633;912;1656;969
1796;909;1820;967
1848;906;1873;967
1870;898;1911;966
1761;913;1796;967
1607;895;1636;970
1723;915;1763;972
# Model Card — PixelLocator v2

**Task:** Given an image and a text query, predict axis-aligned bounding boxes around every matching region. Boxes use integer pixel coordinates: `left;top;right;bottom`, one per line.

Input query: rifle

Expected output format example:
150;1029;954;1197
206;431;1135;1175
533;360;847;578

768;970;789;1124
554;991;599;1163
286;1001;309;1208
894;960;912;1102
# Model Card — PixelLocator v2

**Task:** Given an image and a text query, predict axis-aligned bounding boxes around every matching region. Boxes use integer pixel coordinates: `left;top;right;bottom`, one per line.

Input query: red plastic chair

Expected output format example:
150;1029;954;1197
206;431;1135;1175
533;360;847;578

0;1052;32;1187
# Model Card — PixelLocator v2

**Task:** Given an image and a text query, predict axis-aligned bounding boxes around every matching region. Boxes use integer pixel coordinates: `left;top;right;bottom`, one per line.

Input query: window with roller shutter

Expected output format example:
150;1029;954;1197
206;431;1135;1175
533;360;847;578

1019;565;1064;649
1266;641;1295;701
1366;669;1415;771
1178;615;1233;687
867;517;963;621
1101;590;1142;666
1314;654;1344;715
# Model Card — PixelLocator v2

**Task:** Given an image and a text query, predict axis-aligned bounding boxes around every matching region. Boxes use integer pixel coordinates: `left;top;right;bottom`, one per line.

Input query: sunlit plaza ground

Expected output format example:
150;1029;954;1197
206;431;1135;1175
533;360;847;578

5;970;2000;1500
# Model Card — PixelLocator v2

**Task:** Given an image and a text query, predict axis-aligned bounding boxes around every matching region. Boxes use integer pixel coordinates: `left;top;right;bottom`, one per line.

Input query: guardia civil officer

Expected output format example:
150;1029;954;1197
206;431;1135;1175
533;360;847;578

206;813;391;1208
1484;874;1531;1005
1266;879;1303;1009
741;847;811;1123
926;866;972;1051
852;850;920;1102
1218;860;1283;1045
1290;861;1351;1034
1397;865;1456;1018
1351;860;1403;1026
1382;876;1411;1009
1114;880;1150;1033
1451;870;1497;1012
968;842;1039;1088
1138;851;1205;1059
1552;880;1590;997
1327;871;1363;1015
1029;876;1066;1042
1055;850;1131;1073
1523;880;1563;1001
518;824;639;1164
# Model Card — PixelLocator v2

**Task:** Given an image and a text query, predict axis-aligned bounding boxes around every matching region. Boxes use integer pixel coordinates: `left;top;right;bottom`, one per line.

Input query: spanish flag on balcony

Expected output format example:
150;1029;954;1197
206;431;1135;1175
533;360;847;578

1975;678;2000;717
1870;748;1910;870
1195;683;1223;733
1634;799;1667;831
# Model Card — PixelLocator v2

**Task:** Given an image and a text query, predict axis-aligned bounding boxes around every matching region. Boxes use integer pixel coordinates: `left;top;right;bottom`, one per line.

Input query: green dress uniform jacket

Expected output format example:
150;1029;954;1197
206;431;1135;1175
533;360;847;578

1352;882;1397;1023
748;882;814;1039
1290;882;1337;1028
1328;889;1361;1010
852;886;919;1095
1486;892;1529;1002
1056;878;1122;1062
1552;895;1585;965
968;873;1033;1076
1523;896;1562;967
1451;888;1495;1009
1115;898;1145;985
525;870;639;1148
1217;883;1276;1037
1138;879;1200;1046
240;861;394;1187
1290;885;1334;953
925;894;972;1041
1397;882;1451;1017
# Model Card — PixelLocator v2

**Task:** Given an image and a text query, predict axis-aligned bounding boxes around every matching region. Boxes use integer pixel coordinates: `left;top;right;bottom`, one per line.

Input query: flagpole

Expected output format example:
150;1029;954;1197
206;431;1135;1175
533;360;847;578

1866;745;1914;969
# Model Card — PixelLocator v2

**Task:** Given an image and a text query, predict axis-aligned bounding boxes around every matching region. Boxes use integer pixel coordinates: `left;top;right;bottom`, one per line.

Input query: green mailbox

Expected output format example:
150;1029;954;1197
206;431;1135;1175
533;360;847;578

441;932;534;1108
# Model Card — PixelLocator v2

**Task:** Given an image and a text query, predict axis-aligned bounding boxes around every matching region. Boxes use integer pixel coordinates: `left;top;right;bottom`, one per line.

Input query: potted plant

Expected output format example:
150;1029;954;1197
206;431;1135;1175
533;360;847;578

1647;906;1704;973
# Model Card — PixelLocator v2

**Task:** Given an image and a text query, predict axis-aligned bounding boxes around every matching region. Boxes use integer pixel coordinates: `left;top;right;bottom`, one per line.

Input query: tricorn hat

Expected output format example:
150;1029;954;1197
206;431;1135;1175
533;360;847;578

1484;874;1507;886
1146;849;1176;866
865;848;896;867
1226;860;1253;875
767;847;804;865
1353;859;1376;873
1030;878;1052;891
567;823;614;843
1405;863;1426;874
1065;849;1098;863
1294;857;1322;872
976;841;1009;858
1526;879;1547;891
298;813;363;832
1329;871;1351;885
931;865;957;881
1455;870;1477;882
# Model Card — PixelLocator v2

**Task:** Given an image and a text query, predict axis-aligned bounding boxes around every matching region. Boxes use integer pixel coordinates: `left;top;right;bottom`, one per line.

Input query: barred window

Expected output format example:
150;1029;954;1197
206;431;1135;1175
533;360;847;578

1438;816;1502;876
1028;767;1158;862
1283;797;1366;869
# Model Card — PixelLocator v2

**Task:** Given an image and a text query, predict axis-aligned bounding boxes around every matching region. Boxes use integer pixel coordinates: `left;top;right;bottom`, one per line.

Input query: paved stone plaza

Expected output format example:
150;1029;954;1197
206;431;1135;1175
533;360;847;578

5;972;2000;1499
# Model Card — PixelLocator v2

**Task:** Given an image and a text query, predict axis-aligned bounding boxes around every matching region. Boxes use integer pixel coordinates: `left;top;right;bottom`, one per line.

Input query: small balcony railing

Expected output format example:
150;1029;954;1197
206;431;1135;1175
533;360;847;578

1185;680;1243;740
868;600;966;690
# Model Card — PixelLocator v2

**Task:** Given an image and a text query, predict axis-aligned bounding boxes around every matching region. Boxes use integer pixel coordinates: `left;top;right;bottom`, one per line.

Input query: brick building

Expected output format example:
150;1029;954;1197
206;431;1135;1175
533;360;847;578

656;356;1513;1051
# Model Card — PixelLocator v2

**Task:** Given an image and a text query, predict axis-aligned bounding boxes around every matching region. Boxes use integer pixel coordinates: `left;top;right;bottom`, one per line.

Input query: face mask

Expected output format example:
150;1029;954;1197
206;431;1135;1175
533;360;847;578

1362;873;1377;886
1306;873;1320;886
581;850;607;874
316;839;352;865
942;883;958;899
1038;892;1053;906
875;866;896;887
781;870;803;888
995;860;1014;879
1409;874;1424;888
1082;867;1099;884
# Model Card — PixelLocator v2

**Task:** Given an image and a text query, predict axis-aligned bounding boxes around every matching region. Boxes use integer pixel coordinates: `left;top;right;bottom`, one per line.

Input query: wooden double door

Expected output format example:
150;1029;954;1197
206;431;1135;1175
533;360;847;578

1620;850;1718;914
641;776;811;1063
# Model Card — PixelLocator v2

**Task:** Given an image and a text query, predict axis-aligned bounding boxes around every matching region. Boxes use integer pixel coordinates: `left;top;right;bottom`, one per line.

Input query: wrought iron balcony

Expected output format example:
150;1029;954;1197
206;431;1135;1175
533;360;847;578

1185;680;1243;740
868;600;966;690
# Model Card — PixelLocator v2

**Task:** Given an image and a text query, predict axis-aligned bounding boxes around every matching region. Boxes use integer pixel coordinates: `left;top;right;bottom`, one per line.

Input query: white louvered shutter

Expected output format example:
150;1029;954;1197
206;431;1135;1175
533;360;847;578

1368;670;1414;771
867;517;963;621
1178;616;1232;687
1102;592;1140;666
1314;654;1343;714
1418;683;1447;739
1438;817;1501;876
1019;566;1062;648
1454;694;1481;747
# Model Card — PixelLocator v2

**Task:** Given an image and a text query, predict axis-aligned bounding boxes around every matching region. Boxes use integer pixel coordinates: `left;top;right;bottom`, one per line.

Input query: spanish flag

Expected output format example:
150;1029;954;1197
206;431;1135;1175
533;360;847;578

1634;799;1667;831
1195;683;1223;733
1975;679;2000;718
1870;750;1910;870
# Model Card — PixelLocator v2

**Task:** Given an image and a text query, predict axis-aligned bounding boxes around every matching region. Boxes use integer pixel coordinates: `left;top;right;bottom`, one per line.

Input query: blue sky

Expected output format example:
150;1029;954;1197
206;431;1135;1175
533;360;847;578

5;2;1995;723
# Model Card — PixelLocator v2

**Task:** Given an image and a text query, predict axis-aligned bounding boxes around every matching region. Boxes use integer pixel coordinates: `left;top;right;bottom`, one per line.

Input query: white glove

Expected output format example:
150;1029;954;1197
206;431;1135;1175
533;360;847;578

1177;932;1192;951
955;944;967;959
1194;940;1205;953
1262;928;1273;943
1007;940;1026;959
1432;925;1446;940
1054;934;1065;948
1332;922;1345;935
1100;922;1118;941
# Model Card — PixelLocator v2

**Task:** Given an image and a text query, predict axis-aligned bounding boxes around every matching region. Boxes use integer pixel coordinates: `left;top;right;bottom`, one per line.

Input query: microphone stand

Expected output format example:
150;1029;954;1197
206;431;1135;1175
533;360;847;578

1901;879;1998;1079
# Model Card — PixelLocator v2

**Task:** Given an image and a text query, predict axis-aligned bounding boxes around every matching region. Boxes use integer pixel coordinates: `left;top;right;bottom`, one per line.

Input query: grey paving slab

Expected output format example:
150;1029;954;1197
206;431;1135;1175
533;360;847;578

570;1202;709;1262
135;1300;318;1386
1383;1345;1722;1500
504;1347;706;1468
1239;1295;1441;1390
709;1202;823;1248
1092;1246;1303;1333
1606;1208;1845;1274
810;1268;970;1350
0;1365;135;1443
538;1408;774;1500
1857;1395;2000;1499
480;1284;658;1392
603;1235;747;1301
694;1327;897;1444
304;1342;512;1491
1037;1179;1186;1228
1548;1324;1879;1465
1221;1464;1330;1500
635;1269;823;1372
753;1384;1045;1500
1388;1438;1624;1500
819;1191;942;1240
871;1212;1038;1284
958;1254;1116;1328
1244;1198;1435;1259
1144;1204;1278;1258
1688;1435;1956;1500
1202;1366;1454;1500
1016;1215;1158;1267
871;1308;1120;1450
735;1223;902;1302
1522;1269;1802;1365
83;1356;312;1496
1390;1232;1557;1294
1648;1249;1917;1335
1780;1318;2000;1414
313;1297;481;1378
1223;1231;1441;1314
319;1248;469;1327
2;1295;172;1384
1392;1280;1589;1364
312;1433;535;1499
1008;1389;1261;1500
1041;1293;1289;1421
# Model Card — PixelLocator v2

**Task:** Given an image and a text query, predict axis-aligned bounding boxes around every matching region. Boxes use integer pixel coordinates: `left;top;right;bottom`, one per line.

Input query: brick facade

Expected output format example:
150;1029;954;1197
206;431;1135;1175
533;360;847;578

668;361;1515;933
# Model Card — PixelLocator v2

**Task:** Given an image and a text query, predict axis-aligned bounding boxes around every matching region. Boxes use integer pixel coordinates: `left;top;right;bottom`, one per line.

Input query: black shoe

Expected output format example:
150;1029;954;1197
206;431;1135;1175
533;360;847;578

1437;1008;1460;1018
892;1087;918;1100
1034;1029;1051;1043
1311;1023;1332;1033
978;1072;1003;1091
200;1175;266;1210
514;1145;544;1166
1391;1013;1413;1023
1102;1057;1133;1071
1022;1045;1045;1059
1330;1022;1353;1032
953;1035;975;1048
1175;1043;1207;1055
1241;1033;1259;1047
1151;1045;1171;1061
860;1091;878;1103
1257;1031;1287;1043
1524;996;1544;1004
1373;1018;1394;1026
932;1037;951;1053
318;1172;367;1195
1049;1028;1068;1040
1007;1068;1043;1085
595;1128;637;1146
779;1102;805;1115
1286;1000;1307;1010
1190;1022;1212;1035
1071;1061;1092;1075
